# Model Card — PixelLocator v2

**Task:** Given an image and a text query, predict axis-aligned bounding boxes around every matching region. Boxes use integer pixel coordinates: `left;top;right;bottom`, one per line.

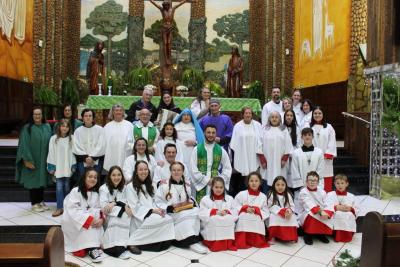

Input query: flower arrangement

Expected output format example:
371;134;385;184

176;85;189;97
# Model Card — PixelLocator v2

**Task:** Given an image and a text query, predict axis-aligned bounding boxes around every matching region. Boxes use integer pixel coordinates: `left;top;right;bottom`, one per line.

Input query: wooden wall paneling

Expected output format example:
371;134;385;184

344;112;370;167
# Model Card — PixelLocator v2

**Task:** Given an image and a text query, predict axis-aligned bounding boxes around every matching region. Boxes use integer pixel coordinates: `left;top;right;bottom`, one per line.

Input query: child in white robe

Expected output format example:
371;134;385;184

326;174;358;242
260;111;293;193
267;176;298;242
61;167;105;263
234;172;269;249
309;106;337;192
47;119;76;217
199;177;237;252
127;161;175;252
298;171;334;245
155;161;209;254
99;166;132;259
155;122;184;163
123;138;157;183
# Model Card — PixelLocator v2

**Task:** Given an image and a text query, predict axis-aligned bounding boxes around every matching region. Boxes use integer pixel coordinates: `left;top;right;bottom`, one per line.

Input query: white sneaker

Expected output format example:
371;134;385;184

31;204;44;212
189;243;209;254
40;202;50;211
118;251;131;260
88;249;105;263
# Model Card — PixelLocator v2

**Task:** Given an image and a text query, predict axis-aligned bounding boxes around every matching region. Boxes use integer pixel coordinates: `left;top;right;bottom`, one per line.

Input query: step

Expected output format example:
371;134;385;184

0;155;16;166
333;155;356;165
337;147;352;156
334;165;369;174
0;146;18;155
0;188;56;202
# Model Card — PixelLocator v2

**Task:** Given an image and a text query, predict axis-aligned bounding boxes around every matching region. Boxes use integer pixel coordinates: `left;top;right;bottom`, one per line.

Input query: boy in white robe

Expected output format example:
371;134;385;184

99;166;132;259
233;172;269;249
73;109;106;178
126;161;175;251
309;107;337;192
298;171;334;245
326;174;358;242
61;168;105;263
199;177;238;252
103;105;134;172
155;162;209;254
190;124;232;203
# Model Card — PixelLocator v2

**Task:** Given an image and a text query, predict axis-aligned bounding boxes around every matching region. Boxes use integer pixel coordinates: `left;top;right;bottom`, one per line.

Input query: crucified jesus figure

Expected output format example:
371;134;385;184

149;0;188;66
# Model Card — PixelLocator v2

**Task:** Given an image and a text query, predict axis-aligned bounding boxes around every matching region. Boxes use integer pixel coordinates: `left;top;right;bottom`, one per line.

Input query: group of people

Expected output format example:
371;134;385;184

15;86;357;263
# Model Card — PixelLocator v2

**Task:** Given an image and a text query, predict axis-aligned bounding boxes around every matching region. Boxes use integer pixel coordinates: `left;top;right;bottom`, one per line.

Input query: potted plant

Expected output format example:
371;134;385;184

61;78;80;106
246;80;265;106
182;68;204;93
128;68;152;93
34;85;60;120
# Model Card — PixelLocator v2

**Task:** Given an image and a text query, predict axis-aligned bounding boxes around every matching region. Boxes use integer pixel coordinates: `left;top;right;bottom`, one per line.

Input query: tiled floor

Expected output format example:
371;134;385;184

1;196;399;266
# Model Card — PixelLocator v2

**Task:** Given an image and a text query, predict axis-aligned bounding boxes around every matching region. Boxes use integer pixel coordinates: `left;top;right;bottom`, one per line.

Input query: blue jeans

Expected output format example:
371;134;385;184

76;157;104;182
56;177;70;209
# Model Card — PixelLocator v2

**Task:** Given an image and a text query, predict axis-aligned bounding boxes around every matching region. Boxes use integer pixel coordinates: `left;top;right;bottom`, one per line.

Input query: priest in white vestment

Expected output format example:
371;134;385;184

261;87;282;126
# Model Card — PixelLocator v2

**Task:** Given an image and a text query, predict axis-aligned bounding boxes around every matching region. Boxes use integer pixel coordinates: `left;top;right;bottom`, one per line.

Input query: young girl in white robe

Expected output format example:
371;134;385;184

199;177;237;252
126;161;175;251
99;166;132;259
298;171;334;245
155;122;184;163
123;138;157;183
326;174;358;242
261;111;293;193
47;119;76;217
61;167;105;263
309;106;337;192
234;172;269;249
267;176;298;242
155;161;209;254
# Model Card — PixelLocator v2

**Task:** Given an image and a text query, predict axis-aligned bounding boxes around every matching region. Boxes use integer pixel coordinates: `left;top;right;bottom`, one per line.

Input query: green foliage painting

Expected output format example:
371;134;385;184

86;0;128;72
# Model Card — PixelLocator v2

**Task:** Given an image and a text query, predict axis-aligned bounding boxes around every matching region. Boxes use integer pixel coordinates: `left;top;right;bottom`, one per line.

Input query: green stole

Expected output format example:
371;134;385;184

134;125;157;147
196;142;222;203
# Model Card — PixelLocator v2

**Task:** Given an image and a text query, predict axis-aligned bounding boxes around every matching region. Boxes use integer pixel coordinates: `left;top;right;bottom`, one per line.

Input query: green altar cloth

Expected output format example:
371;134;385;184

86;95;262;115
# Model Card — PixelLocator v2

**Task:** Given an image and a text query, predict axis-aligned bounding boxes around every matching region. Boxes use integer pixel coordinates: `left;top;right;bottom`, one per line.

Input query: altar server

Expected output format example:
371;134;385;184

127;161;175;252
298;171;333;245
73;109;106;178
62;168;105;263
291;89;304;124
155;162;209;254
309;106;337;192
233;172;269;249
267;176;298;242
190;124;232;203
199;177;237;252
260;112;292;193
299;99;313;129
99;166;132;259
123;138;157;183
326;174;358;242
103;104;134;172
155;122;184;163
47;119;76;217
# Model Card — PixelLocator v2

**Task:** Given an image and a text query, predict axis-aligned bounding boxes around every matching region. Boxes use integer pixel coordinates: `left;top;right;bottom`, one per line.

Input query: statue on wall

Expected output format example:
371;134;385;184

86;41;106;95
149;0;188;66
227;46;244;98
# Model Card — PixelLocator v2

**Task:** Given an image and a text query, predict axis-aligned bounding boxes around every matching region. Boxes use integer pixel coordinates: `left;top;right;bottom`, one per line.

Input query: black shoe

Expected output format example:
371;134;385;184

316;235;330;243
128;245;142;255
304;234;313;245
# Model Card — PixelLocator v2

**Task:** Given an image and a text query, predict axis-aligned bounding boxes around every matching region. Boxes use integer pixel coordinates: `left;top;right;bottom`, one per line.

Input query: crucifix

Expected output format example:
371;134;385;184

147;0;192;91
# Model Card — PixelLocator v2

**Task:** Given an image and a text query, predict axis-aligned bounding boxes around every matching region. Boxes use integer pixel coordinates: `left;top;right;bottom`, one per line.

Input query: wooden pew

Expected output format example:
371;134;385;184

0;226;65;267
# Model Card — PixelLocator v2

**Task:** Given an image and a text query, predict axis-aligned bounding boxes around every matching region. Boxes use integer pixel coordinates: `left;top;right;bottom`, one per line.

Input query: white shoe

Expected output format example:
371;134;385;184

190;243;209;254
40;202;50;211
31;204;44;212
118;251;131;260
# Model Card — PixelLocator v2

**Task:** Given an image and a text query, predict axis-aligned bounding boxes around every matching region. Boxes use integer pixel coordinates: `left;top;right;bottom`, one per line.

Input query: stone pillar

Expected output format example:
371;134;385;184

128;0;145;70
189;0;206;71
33;0;44;86
44;0;55;88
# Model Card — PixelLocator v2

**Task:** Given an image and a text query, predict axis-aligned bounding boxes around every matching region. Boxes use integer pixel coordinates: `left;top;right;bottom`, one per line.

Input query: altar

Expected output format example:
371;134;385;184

85;95;262;124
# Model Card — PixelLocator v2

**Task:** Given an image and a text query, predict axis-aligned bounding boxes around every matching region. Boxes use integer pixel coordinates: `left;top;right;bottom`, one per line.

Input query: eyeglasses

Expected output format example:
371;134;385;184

308;179;319;183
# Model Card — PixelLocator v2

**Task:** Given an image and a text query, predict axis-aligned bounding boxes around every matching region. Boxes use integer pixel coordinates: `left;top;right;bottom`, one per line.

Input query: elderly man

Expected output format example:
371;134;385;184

261;87;282;126
133;108;160;153
199;99;233;152
103;104;134;172
126;85;158;122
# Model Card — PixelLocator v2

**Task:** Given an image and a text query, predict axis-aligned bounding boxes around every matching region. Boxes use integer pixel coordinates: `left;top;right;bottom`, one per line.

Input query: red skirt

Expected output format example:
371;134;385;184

303;215;333;235
268;226;298;242
203;240;237;252
235;232;269;249
334;230;354;242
